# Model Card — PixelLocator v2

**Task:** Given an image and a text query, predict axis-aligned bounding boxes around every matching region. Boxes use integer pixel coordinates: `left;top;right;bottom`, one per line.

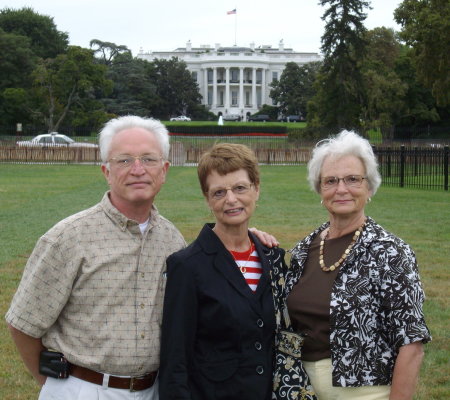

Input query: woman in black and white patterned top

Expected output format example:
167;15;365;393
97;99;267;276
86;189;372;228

272;130;431;400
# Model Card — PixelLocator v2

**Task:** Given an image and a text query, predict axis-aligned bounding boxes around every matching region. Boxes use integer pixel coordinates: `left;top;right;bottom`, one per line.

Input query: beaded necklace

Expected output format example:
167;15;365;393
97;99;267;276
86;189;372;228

319;220;365;272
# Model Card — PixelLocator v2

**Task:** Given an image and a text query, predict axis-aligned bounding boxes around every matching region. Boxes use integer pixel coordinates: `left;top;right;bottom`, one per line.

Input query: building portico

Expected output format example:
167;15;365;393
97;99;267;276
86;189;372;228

138;41;321;119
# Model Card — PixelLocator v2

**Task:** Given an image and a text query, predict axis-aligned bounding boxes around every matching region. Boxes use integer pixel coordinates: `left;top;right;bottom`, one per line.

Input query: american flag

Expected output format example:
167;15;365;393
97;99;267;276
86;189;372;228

227;9;236;15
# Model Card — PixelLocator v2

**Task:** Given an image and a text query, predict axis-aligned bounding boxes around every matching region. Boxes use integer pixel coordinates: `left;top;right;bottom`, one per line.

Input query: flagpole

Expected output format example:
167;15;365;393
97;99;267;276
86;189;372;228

234;8;237;46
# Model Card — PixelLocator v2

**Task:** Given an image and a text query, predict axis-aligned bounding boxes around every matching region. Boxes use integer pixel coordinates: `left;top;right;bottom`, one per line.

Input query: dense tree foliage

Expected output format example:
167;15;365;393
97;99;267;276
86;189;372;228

0;5;448;137
103;52;159;116
270;61;321;118
152;57;202;119
31;46;112;132
0;7;68;59
309;0;370;130
0;29;36;90
360;27;407;131
394;0;450;106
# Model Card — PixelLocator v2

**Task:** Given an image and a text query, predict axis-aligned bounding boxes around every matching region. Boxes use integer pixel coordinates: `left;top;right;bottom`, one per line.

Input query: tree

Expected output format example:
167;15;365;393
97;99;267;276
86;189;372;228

104;52;161;116
153;57;202;119
270;61;321;118
360;27;408;131
31;46;112;132
310;0;370;130
0;28;36;90
394;0;450;106
0;7;68;59
90;39;132;65
393;47;440;127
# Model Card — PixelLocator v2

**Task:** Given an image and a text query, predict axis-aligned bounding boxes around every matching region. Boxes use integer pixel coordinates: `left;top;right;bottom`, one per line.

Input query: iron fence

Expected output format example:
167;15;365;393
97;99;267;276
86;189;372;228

1;136;448;191
374;145;449;191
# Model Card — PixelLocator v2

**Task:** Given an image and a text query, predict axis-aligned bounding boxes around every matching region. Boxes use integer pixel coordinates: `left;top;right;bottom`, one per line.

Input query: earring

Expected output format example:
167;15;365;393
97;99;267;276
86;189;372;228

367;197;372;203
320;200;323;205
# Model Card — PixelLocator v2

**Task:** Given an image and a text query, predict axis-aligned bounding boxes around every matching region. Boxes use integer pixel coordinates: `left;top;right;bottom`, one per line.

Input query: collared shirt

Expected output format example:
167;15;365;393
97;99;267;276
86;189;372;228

285;217;431;387
6;192;186;376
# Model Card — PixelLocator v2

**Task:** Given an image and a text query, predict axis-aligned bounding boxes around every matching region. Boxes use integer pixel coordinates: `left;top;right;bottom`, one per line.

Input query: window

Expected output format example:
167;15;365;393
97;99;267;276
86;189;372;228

191;71;198;82
256;70;262;84
231;90;238;106
208;89;212;105
245;91;251;106
272;71;278;82
230;69;239;83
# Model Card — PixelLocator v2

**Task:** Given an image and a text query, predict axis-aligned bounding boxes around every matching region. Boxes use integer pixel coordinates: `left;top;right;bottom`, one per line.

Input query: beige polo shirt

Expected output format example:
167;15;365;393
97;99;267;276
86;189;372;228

6;192;186;376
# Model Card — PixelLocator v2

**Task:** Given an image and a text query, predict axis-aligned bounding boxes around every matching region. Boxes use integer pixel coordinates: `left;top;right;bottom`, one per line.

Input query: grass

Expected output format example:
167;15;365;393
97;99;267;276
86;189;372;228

0;164;449;399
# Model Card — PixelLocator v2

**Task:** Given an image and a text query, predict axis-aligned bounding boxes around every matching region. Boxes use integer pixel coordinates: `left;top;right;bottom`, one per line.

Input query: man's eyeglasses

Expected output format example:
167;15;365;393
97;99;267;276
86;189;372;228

320;175;367;189
108;154;163;169
209;183;254;199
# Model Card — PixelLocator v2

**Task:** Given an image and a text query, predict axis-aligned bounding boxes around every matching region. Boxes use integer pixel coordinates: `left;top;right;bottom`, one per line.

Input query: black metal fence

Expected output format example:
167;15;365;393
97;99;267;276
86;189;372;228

373;145;449;191
1;135;449;191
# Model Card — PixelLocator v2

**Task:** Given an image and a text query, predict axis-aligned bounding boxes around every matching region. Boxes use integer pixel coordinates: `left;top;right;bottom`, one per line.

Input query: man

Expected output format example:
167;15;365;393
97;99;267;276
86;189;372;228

5;116;186;399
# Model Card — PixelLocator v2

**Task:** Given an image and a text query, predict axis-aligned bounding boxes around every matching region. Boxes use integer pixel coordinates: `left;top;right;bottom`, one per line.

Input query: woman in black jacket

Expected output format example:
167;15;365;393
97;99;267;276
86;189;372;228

159;143;283;400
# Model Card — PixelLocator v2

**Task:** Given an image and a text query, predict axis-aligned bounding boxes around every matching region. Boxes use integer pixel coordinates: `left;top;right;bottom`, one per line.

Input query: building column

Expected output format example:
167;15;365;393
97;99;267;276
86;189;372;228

239;67;244;110
252;68;257;110
225;67;230;111
203;69;208;106
261;68;266;107
212;67;217;109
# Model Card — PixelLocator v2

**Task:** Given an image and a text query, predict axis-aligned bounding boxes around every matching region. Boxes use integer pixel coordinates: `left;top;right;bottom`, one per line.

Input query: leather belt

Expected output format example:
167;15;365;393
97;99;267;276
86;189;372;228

70;364;157;391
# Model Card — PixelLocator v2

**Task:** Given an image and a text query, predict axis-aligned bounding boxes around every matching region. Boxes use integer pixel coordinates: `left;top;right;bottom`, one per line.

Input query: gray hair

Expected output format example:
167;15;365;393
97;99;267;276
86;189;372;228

307;130;381;195
98;115;170;163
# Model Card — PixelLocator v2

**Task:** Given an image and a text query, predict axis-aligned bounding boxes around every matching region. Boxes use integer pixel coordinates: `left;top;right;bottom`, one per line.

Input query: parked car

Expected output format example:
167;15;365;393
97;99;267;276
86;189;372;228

222;114;241;121
248;114;270;122
170;115;191;122
16;133;98;148
278;115;304;122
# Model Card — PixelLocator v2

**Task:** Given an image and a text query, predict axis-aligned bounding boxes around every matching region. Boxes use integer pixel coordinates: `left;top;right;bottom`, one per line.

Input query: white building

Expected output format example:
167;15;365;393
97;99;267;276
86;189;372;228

137;41;321;119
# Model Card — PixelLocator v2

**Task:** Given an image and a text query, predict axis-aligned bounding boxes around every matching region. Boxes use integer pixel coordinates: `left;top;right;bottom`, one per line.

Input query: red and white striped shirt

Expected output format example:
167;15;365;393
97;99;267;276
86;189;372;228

230;242;262;291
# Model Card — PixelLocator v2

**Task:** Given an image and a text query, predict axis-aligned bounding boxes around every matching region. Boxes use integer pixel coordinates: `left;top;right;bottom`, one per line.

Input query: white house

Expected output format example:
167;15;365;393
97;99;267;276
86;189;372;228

137;41;321;119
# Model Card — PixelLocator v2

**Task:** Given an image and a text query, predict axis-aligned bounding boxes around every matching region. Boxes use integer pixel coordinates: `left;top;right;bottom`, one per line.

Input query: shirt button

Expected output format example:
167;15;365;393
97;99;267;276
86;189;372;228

141;272;145;278
256;366;264;375
141;332;145;338
140;303;145;309
255;341;262;350
257;319;264;328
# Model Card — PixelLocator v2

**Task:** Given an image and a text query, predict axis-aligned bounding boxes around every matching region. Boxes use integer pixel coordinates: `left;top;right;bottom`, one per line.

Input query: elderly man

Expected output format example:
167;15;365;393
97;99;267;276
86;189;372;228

6;116;186;399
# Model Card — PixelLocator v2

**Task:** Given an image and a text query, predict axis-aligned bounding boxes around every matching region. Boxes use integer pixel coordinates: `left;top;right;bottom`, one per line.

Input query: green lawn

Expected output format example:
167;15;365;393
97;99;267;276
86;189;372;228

0;164;449;399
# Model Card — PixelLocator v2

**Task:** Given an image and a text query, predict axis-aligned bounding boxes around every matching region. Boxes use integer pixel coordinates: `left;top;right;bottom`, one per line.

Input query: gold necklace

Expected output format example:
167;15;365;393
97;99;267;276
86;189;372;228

319;221;365;272
230;239;253;274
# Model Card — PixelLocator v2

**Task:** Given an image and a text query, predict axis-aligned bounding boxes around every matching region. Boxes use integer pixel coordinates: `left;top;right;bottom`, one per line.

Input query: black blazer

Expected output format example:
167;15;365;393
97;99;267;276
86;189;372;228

159;224;285;400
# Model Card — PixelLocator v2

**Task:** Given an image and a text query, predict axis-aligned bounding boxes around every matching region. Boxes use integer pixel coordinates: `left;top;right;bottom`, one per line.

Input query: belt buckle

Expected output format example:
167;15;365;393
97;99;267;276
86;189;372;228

129;377;138;392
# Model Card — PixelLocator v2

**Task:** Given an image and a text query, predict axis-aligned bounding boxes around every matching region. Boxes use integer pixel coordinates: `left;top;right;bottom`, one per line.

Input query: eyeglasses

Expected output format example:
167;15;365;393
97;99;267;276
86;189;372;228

209;183;254;199
320;175;367;189
108;154;163;169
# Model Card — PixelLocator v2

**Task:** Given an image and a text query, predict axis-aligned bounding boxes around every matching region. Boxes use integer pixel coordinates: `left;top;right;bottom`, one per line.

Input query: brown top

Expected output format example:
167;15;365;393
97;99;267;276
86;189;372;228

287;230;354;361
6;192;186;375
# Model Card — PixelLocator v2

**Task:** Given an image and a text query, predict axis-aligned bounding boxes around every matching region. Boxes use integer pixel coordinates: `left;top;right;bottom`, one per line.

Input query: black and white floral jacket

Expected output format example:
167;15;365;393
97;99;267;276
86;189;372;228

286;216;431;387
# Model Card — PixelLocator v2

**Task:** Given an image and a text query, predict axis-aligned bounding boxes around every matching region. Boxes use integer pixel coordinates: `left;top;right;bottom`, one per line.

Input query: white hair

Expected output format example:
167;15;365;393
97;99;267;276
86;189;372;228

307;130;382;195
98;115;170;163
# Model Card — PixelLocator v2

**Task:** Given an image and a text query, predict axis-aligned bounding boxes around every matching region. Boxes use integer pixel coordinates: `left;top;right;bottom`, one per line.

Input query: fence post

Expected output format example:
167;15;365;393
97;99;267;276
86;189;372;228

400;145;405;188
444;146;449;191
414;147;418;176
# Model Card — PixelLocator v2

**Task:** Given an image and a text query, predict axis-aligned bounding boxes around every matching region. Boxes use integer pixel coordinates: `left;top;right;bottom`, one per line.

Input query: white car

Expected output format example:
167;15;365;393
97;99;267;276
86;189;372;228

16;133;98;148
170;115;191;122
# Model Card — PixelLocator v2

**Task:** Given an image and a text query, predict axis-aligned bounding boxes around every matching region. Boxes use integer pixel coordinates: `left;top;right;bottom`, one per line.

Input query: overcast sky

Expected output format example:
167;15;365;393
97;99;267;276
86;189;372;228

1;0;403;56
